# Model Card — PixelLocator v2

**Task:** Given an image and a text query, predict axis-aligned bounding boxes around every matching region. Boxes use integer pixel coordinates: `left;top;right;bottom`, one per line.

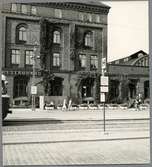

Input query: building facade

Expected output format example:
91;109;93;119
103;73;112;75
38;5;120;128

107;50;149;103
1;1;110;105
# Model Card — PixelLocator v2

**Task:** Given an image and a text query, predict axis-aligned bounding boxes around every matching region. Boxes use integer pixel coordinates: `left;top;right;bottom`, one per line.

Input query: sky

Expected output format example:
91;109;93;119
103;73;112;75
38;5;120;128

102;1;149;62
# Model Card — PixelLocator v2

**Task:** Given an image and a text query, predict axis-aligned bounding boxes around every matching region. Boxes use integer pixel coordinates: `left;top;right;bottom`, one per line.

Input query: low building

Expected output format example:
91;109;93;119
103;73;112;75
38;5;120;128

107;50;149;103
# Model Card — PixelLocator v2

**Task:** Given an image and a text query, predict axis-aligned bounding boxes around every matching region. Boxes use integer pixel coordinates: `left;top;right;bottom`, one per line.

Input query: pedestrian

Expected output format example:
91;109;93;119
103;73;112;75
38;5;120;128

135;94;142;111
62;99;67;111
68;98;72;111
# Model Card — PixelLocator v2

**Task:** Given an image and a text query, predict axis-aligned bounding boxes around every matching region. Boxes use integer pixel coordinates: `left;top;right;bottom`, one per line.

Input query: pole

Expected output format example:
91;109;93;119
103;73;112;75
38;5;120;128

103;102;106;132
32;46;36;111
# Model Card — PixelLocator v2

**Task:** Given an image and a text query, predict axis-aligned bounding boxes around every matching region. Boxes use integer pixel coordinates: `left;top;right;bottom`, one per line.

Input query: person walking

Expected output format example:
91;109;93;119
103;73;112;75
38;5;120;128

68;98;72;111
135;94;142;111
62;99;67;111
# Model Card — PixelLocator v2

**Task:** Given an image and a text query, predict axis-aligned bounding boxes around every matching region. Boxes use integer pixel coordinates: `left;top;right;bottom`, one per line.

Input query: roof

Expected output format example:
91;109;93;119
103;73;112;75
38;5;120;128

109;50;148;65
13;0;110;9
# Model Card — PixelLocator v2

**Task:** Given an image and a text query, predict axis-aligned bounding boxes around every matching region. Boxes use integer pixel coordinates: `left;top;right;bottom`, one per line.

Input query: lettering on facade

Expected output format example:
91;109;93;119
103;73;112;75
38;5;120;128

3;70;41;76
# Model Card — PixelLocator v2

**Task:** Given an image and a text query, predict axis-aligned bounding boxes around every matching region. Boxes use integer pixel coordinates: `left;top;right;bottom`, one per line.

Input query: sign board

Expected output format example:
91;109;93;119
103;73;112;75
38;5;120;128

100;93;105;102
102;57;106;69
31;86;37;95
100;86;109;93
100;76;109;86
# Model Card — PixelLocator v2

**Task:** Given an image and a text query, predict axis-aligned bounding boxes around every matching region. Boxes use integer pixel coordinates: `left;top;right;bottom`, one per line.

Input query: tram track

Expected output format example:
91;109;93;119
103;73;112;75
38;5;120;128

3;119;150;132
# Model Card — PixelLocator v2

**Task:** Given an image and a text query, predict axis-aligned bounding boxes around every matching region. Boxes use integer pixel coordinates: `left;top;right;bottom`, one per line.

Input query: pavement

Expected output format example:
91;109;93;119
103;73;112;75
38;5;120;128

3;107;150;143
3;108;151;165
6;107;150;121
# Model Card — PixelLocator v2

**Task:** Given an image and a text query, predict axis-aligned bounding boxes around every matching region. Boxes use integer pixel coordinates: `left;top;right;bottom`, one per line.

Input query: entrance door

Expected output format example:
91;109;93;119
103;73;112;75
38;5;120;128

144;80;149;99
49;77;63;96
13;75;29;98
128;81;137;98
81;78;94;98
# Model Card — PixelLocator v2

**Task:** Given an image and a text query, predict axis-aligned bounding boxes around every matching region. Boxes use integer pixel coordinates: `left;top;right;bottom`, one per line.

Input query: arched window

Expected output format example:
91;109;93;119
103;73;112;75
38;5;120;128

19;27;27;41
16;24;27;43
84;31;94;47
53;30;61;44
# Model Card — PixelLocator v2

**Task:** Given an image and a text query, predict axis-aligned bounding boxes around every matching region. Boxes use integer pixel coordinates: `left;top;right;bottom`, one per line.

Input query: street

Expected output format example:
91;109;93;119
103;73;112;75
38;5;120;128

2;108;151;165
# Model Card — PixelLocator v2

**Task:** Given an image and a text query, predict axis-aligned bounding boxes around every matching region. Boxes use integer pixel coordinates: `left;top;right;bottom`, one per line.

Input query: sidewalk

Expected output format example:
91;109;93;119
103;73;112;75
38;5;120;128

6;108;150;121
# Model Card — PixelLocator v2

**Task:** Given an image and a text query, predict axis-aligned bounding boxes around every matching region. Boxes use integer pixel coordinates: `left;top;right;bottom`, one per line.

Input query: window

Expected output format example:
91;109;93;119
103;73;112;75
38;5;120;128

55;9;62;18
11;3;17;12
87;14;92;22
53;53;60;67
145;57;149;66
124;57;128;62
79;13;84;21
90;55;98;70
84;32;94;47
115;60;119;64
31;6;37;15
79;54;87;68
21;5;27;14
25;50;33;65
96;15;100;23
16;25;27;42
53;31;61;44
11;50;20;64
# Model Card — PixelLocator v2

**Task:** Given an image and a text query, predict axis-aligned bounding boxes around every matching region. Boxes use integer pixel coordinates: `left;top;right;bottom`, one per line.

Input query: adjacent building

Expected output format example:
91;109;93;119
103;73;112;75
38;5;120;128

1;1;110;105
107;50;149;103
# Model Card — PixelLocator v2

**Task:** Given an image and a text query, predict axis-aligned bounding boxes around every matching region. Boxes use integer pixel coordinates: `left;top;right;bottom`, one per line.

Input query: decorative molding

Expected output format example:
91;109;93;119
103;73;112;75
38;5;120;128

29;2;110;15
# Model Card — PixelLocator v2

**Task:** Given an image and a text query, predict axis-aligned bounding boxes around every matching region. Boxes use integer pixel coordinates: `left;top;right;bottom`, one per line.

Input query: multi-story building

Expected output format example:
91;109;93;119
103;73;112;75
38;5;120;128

1;1;110;105
108;50;149;103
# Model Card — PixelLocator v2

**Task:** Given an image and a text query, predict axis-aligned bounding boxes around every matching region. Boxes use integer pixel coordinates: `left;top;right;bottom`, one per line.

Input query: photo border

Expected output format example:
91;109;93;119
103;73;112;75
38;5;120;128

0;0;151;167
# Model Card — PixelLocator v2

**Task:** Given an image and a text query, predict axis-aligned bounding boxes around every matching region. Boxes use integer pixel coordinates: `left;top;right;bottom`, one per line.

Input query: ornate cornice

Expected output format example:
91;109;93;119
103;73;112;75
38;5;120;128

30;2;110;15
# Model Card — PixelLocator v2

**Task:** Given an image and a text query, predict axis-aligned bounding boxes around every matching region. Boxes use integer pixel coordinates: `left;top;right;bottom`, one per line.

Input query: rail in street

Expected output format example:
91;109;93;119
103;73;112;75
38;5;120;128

2;108;151;166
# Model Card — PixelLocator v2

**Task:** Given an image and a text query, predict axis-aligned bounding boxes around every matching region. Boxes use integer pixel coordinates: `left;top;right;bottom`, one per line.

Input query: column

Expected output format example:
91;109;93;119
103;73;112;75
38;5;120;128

118;80;123;101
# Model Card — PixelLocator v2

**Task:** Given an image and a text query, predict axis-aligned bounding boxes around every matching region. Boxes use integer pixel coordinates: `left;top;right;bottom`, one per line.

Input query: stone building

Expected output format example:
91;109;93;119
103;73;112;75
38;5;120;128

1;1;110;105
107;50;149;103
